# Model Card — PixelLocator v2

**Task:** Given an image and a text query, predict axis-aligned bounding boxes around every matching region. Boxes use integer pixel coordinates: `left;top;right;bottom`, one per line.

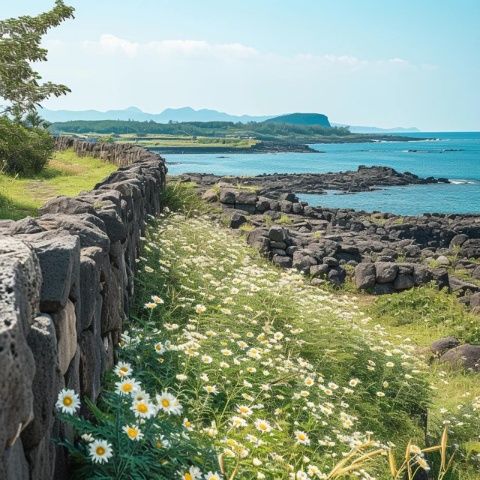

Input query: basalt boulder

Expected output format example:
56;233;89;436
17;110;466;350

440;344;480;372
355;263;376;290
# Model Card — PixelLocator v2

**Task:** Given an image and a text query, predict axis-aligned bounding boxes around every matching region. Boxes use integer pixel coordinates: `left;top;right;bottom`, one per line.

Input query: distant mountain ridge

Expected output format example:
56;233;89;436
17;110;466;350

39;106;418;132
39;106;272;124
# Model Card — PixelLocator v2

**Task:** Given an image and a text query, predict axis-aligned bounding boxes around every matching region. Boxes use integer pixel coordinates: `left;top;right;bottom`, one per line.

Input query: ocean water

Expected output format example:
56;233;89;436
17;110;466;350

160;131;480;215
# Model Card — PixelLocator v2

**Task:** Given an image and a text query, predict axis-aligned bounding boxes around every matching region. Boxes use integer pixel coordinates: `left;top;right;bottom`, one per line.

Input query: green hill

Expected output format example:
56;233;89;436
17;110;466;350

264;112;331;127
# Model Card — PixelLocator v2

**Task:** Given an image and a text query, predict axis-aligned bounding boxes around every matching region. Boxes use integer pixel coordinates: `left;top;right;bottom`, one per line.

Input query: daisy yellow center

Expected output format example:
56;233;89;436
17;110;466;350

127;427;138;438
122;383;133;392
120;367;128;374
63;396;73;406
184;421;191;427
162;399;170;408
137;403;148;413
96;446;106;456
259;423;267;431
184;474;192;480
298;433;306;440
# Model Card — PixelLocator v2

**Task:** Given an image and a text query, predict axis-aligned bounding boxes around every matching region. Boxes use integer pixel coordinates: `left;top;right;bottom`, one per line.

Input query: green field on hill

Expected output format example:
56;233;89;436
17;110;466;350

76;133;259;149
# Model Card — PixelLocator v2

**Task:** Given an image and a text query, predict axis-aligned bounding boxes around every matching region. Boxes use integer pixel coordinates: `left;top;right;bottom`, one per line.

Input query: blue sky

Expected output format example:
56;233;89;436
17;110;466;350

2;0;480;130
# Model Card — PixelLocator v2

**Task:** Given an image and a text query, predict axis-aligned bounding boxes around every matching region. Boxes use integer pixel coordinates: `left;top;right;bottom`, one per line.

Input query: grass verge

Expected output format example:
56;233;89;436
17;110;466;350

365;287;480;479
0;148;117;220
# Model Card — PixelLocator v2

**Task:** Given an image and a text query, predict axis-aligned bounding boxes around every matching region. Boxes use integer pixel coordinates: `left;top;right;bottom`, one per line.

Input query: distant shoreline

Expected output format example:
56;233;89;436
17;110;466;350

149;135;427;154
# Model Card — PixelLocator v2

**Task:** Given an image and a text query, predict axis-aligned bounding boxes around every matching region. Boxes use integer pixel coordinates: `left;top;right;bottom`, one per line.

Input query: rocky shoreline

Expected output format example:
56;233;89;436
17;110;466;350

179;167;480;312
151;141;316;154
181;165;450;195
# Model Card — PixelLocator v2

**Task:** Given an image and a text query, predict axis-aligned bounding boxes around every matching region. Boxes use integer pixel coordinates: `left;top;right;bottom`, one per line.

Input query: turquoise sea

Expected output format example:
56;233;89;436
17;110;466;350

161;132;480;215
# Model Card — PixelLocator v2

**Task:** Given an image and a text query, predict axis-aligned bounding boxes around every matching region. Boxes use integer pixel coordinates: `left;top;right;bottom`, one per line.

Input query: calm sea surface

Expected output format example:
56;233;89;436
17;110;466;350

160;132;480;215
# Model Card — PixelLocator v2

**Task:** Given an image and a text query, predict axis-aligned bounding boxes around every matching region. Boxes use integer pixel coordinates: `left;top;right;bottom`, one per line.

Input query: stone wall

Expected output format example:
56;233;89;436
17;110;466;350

0;138;167;479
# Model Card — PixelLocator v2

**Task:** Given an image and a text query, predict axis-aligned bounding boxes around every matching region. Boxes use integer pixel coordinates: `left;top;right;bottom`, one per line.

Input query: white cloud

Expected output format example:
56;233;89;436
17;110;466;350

84;34;139;57
84;34;258;60
83;34;414;69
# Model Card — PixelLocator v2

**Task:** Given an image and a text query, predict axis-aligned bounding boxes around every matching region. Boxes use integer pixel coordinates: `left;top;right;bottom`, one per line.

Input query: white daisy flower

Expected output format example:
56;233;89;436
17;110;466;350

156;391;183;415
205;472;223;480
122;424;144;441
230;416;248;428
56;389;80;415
114;361;132;378
183;418;194;431
349;378;360;387
88;439;113;464
115;378;140;396
195;304;206;314
304;377;315;387
254;419;272;433
204;385;218;395
155;434;171;449
294;430;310;445
237;405;253;417
179;465;202;479
131;399;156;419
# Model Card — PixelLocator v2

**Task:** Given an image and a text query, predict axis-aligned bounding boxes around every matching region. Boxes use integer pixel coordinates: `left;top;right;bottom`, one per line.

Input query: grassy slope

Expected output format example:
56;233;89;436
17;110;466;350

51;183;480;479
0;149;117;220
350;285;480;478
75;211;429;478
180;182;480;477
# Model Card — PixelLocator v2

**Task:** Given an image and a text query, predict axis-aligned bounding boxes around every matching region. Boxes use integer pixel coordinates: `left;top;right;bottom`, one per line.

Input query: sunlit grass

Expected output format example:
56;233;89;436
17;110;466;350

363;287;480;479
0;148;117;220
73;133;258;149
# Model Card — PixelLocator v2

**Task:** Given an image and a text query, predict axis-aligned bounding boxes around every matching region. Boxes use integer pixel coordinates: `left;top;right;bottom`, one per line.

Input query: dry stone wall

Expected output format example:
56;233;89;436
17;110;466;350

0;138;167;479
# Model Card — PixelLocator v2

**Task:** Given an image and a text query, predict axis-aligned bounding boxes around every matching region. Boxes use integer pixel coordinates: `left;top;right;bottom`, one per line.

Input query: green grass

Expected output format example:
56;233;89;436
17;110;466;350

277;214;294;225
367;284;480;344
364;286;480;479
72;133;258;149
0;149;117;220
67;212;434;478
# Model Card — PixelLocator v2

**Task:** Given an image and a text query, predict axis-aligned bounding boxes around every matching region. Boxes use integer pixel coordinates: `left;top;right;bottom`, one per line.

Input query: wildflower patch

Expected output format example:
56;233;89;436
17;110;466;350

55;212;475;479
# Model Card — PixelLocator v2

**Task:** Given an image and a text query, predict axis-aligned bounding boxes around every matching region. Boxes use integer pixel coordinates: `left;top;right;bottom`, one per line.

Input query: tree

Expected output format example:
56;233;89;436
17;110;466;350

0;1;75;121
0;116;54;174
23;110;51;129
